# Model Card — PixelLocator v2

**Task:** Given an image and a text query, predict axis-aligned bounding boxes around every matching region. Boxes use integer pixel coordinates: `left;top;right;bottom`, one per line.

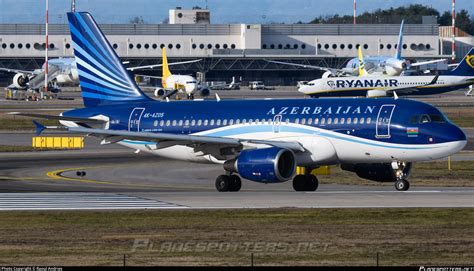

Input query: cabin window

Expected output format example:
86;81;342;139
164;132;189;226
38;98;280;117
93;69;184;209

172;120;177;126
321;118;326;125
179;120;183;126
197;120;202;126
191;120;196;126
153;120;158;127
160;120;165;126
285;119;290;124
334;118;339;124
185;120;190;126
353;118;359;124
347;118;352;124
165;120;170;126
340;118;345;124
295;118;300;124
314;118;319;125
242;119;247;124
216;119;221;126
301;118;306;125
307;118;313;125
223;119;228;126
327;118;332;125
203;120;208;126
366;117;371;124
229;119;234;125
360;118;365;124
210;119;215;126
236;119;241;124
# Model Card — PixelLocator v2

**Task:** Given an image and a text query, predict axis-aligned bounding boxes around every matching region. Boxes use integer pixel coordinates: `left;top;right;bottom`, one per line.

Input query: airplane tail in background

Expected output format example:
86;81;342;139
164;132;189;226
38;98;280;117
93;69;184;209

448;48;474;77
161;47;171;88
67;12;151;107
394;20;404;60
357;46;367;77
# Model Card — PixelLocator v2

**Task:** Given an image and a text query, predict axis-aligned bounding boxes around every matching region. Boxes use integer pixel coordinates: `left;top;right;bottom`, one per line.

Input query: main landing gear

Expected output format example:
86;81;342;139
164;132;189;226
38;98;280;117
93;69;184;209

215;175;242;192
292;174;319;192
394;179;410;191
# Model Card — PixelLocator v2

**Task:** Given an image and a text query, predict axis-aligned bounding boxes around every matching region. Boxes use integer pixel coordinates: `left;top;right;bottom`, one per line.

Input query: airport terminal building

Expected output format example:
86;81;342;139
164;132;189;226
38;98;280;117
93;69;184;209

0;8;472;85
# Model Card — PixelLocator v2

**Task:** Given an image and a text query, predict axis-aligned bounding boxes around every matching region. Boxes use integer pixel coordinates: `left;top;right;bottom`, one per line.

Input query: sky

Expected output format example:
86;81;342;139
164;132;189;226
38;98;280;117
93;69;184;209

0;0;473;24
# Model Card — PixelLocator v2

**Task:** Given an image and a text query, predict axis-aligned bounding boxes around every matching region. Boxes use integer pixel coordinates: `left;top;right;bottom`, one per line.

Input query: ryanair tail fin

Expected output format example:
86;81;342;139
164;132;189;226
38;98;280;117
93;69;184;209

67;12;151;107
448;47;474;76
394;19;404;60
162;47;172;79
357;46;368;77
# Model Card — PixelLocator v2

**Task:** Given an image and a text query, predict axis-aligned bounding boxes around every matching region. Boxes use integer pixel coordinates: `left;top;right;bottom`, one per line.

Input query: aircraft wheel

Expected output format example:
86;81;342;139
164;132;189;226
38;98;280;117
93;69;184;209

306;175;319;191
215;175;231;192
395;179;410;191
229;175;242;192
292;175;307;191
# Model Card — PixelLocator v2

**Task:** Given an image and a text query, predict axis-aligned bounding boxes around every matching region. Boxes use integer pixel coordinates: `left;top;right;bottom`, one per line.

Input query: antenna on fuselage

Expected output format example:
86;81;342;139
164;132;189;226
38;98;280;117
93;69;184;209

215;93;221;102
393;91;399;100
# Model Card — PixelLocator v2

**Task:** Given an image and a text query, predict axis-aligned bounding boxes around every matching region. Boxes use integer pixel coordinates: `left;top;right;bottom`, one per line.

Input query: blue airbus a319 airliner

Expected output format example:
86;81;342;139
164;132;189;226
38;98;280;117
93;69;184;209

17;12;467;192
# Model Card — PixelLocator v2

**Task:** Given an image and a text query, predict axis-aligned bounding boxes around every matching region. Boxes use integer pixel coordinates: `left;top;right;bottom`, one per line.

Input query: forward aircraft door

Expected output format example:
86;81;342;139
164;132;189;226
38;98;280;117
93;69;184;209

128;108;145;132
376;105;396;138
273;114;282;133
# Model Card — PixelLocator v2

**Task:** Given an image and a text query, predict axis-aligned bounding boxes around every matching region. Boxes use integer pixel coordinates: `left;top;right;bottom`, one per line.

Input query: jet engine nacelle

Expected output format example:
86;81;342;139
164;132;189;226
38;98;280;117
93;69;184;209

224;147;296;183
154;88;166;97
322;71;336;78
341;162;412;182
384;58;407;76
366;89;388;98
200;87;210;97
12;73;29;89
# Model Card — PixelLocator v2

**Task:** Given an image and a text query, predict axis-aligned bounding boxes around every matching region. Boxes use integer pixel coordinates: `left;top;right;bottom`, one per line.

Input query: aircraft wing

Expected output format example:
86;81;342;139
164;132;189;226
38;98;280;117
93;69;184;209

410;59;446;67
264;60;348;75
9;112;107;124
127;59;202;71
382;75;439;95
32;121;305;158
0;67;35;75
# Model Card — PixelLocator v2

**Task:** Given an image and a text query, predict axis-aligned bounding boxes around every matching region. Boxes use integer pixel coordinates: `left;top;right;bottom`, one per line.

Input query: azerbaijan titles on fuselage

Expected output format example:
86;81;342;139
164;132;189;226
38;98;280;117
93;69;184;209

266;105;377;116
327;79;399;88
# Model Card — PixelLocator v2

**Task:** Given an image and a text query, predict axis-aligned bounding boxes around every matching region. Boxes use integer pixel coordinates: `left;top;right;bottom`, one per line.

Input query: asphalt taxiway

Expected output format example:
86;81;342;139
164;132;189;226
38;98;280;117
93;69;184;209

0;148;473;209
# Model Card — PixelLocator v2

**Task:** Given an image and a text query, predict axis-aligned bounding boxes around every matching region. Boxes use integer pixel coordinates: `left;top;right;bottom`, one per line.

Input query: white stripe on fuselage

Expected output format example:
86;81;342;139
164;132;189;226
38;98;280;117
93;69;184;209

118;123;465;165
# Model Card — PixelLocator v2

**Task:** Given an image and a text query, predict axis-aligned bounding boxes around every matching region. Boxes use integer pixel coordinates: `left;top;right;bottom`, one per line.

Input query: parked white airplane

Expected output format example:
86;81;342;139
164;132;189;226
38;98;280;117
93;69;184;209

298;48;474;98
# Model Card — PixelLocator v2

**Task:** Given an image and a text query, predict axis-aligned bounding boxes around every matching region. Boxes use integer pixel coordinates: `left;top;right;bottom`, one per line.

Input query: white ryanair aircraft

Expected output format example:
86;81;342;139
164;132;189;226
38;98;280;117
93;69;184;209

298;48;474;98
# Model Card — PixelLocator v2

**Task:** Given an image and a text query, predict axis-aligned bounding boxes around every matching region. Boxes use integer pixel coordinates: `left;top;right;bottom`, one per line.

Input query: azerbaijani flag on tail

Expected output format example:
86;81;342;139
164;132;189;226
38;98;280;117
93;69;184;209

407;127;419;137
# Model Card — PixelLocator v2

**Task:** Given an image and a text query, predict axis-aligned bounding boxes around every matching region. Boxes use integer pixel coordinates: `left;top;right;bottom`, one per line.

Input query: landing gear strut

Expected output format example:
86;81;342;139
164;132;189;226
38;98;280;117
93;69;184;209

215;174;241;192
293;174;319;192
392;161;412;191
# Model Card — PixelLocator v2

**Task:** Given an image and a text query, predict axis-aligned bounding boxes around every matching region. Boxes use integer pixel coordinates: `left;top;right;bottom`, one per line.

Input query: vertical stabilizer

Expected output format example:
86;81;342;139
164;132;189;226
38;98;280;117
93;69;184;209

395;20;404;60
67;12;151;107
358;46;368;77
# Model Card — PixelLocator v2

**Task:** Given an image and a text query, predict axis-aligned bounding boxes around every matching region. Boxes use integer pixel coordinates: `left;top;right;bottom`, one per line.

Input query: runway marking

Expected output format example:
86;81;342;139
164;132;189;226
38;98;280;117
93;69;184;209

45;167;215;190
0;193;189;210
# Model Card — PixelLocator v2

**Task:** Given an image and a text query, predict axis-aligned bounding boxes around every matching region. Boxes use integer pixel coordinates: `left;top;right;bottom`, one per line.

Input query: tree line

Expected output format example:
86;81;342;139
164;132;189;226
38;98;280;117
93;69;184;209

308;4;474;35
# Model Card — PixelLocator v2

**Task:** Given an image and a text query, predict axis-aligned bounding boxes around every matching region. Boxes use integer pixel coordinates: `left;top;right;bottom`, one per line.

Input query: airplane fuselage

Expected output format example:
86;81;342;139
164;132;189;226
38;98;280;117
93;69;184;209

62;98;466;166
299;75;474;97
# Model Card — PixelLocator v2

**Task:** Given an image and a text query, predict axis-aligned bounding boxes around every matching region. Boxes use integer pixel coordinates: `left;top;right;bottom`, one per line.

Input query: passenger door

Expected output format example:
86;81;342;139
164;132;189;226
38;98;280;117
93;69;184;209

376;105;396;138
273;114;282;133
128;108;145;132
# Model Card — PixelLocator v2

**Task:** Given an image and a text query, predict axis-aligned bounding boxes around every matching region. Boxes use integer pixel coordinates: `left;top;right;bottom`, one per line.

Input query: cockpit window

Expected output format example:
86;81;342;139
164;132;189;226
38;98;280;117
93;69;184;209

420;115;431;124
429;114;446;123
186;81;197;84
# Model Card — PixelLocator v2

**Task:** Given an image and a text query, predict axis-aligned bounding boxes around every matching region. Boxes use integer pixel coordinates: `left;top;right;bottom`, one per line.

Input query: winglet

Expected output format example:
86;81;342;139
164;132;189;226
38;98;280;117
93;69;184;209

32;120;46;135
